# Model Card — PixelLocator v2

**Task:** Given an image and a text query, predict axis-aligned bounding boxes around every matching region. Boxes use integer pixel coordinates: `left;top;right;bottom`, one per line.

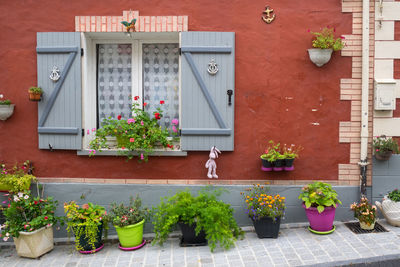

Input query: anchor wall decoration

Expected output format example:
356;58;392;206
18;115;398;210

49;66;60;82
262;6;276;24
207;59;218;75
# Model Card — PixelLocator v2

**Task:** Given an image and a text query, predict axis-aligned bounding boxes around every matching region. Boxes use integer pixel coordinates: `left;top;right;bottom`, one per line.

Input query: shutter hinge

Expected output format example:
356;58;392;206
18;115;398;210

82;129;85;137
81;48;84;56
178;48;181;55
179;129;182;136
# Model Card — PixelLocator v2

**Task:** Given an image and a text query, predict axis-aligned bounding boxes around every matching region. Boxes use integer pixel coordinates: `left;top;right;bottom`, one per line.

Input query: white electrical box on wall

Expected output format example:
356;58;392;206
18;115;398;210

374;79;396;110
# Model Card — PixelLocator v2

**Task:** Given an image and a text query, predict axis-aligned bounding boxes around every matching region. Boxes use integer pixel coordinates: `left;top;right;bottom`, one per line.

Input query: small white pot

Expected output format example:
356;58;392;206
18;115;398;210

376;197;400;227
14;226;54;258
0;104;15;120
308;48;333;67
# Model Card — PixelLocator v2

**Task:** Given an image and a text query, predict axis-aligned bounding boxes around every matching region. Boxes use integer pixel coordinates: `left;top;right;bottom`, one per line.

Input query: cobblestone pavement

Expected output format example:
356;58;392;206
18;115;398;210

1;220;400;267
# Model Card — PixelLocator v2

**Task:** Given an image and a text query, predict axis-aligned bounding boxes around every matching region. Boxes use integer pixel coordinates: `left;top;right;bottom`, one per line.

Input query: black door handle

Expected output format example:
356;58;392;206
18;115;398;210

227;90;233;106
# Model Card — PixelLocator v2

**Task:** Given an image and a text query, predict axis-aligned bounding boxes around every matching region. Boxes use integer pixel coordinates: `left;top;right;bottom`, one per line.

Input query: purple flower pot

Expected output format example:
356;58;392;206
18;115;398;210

261;157;273;172
302;203;337;232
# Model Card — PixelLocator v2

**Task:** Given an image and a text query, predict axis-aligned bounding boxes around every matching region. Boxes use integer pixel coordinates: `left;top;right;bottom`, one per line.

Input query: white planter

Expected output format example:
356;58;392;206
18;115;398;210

14;226;54;258
376;197;400;227
308;48;333;67
0;104;15;120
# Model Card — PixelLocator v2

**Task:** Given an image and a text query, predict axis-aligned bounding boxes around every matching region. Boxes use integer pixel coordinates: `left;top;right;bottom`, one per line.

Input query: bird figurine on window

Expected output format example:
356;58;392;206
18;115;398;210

121;19;137;32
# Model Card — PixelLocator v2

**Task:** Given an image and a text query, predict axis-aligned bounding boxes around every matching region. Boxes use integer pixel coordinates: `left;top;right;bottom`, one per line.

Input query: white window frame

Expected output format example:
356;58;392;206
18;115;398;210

80;32;180;151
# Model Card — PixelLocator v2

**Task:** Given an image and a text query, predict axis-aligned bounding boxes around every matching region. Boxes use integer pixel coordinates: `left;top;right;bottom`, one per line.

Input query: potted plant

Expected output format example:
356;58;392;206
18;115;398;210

28;87;43;101
308;27;344;67
89;97;173;161
0;161;35;193
151;188;243;252
282;143;303;171
241;184;285;238
64;201;109;253
108;196;149;250
373;135;399;161
260;140;280;171
0;94;14;121
375;189;400;227
299;182;342;234
1;191;60;258
350;197;377;230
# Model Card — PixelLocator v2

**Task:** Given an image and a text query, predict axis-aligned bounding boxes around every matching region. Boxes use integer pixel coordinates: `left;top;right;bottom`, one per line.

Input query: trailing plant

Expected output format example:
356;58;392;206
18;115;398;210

0;94;11;105
282;144;303;159
151;187;243;252
64;201;109;251
388;189;400;202
89;97;173;161
108;195;149;227
0;160;36;193
28;87;43;94
298;182;342;213
1;191;60;240
373;135;399;155
241;184;285;221
350;197;376;226
310;26;344;51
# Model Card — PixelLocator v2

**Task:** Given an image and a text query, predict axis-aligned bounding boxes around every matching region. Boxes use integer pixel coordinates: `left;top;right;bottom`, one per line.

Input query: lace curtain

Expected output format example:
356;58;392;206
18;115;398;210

97;44;132;126
142;43;179;133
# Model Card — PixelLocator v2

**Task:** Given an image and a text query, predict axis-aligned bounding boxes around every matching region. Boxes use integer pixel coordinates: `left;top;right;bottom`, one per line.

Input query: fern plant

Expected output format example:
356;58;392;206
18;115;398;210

151;188;243;252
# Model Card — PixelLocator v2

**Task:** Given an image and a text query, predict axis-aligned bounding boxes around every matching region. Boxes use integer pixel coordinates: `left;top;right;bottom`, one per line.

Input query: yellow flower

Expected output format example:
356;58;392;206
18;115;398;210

258;198;262;202
268;205;272;208
246;200;249;203
246;196;249;199
281;197;285;200
260;202;264;206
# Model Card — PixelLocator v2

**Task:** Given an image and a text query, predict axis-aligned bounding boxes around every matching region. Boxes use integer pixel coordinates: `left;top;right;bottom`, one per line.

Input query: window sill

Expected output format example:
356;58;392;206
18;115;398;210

77;149;187;157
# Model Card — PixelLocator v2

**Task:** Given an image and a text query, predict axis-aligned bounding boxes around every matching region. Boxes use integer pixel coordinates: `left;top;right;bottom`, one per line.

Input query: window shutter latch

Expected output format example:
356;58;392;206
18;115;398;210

227;90;233;106
82;128;85;137
81;48;84;56
178;48;181;55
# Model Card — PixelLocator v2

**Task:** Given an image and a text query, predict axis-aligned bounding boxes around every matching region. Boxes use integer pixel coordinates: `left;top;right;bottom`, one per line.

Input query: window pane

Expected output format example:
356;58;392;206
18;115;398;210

142;43;179;134
97;44;132;126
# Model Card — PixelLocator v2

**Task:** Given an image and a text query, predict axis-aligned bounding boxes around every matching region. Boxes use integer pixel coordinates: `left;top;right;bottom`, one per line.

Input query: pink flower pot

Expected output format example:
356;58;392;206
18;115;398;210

302;203;337;232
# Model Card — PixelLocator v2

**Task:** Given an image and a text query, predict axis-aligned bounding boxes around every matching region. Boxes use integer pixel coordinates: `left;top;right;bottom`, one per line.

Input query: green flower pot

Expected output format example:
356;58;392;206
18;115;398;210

115;219;145;248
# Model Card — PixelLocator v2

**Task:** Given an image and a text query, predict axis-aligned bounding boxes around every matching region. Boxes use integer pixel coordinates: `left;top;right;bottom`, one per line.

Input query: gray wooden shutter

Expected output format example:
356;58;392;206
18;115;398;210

180;32;235;151
36;32;82;150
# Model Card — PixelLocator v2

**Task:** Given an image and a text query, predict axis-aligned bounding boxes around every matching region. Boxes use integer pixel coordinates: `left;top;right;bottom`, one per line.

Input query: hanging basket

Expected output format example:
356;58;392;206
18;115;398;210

0;104;15;120
374;150;392;161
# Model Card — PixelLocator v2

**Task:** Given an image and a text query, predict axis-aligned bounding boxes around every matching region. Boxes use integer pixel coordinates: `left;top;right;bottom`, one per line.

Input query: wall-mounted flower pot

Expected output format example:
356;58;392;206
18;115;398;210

308;48;333;67
0;104;14;120
273;159;284;171
28;92;42;101
375;151;392;161
260;156;273;171
284;158;295;171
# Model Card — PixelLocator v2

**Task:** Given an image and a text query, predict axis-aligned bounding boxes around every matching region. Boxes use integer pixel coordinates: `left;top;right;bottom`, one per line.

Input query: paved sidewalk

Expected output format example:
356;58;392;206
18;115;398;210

1;220;400;267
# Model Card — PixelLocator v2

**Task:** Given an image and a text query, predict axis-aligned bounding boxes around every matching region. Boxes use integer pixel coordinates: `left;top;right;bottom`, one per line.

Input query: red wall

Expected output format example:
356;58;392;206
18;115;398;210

0;0;352;180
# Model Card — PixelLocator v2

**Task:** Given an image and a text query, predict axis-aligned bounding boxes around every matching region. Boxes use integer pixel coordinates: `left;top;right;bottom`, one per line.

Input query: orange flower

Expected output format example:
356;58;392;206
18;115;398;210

260;202;264;206
281;197;286;200
250;198;253;201
268;205;272;208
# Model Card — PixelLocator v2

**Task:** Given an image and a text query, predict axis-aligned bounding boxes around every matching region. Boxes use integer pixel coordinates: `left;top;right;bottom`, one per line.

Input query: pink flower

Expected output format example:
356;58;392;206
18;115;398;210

121;147;125;150
87;130;90;135
143;135;146;139
92;128;96;132
44;216;48;220
127;118;135;124
172;126;178;133
307;29;310;32
140;121;144;126
130;138;135;143
340;36;345;39
171;119;179;125
141;153;144;160
376;149;379;152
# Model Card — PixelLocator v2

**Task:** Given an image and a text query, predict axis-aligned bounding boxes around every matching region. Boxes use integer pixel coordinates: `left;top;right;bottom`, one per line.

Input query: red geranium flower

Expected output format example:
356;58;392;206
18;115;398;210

143;102;147;107
117;115;122;120
34;201;38;205
44;216;48;220
160;100;165;104
154;113;161;120
134;96;139;100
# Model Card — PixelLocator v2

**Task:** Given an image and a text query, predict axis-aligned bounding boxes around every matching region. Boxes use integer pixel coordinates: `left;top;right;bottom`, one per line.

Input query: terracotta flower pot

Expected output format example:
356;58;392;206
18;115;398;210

28;92;42;101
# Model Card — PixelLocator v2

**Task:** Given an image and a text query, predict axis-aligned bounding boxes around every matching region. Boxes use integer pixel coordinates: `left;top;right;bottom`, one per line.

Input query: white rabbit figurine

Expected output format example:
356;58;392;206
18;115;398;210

205;146;221;179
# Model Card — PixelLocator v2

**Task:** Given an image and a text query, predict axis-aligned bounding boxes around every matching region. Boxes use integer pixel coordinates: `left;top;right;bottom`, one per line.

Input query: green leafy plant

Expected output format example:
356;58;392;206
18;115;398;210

0;94;11;105
151;188;243;252
0;161;36;193
28;87;43;94
373;135;399;155
241;184;285;221
108;196;149;227
282;144;303;159
64;201;109;251
350;197;376;226
1;191;60;240
89;97;174;161
260;140;281;162
298;182;342;213
388;189;400;202
310;27;344;51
